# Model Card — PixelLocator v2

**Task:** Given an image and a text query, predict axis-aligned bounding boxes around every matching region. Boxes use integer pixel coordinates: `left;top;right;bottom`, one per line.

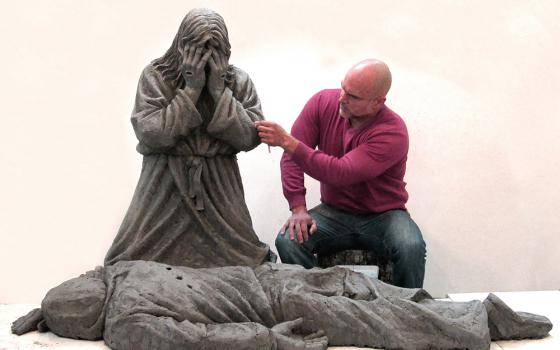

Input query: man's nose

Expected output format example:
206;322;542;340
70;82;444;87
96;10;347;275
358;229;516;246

339;91;347;103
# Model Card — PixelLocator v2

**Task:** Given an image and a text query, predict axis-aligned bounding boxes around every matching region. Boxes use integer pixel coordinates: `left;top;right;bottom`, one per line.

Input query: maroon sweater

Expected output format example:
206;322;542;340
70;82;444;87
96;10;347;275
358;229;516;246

281;89;409;214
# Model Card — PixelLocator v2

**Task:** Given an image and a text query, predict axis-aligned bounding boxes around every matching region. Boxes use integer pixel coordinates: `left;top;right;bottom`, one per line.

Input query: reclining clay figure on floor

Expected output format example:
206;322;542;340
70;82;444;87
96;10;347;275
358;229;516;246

12;261;552;350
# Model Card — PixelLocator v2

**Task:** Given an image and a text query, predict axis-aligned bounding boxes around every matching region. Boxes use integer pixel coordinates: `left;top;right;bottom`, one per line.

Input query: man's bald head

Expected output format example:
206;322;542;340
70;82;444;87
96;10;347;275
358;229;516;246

345;59;392;100
339;59;392;124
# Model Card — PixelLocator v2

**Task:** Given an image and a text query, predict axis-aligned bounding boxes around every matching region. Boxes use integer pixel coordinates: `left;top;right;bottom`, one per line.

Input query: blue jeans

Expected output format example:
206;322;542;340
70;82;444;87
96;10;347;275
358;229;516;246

275;203;426;288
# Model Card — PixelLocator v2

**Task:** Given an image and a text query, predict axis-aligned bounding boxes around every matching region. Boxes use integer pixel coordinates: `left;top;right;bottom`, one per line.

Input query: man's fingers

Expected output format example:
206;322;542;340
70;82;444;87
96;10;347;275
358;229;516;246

256;126;278;137
295;223;304;243
255;124;272;132
310;220;318;235
257;130;275;141
260;137;275;147
255;120;276;128
280;224;287;236
288;223;295;241
300;222;309;242
258;134;272;145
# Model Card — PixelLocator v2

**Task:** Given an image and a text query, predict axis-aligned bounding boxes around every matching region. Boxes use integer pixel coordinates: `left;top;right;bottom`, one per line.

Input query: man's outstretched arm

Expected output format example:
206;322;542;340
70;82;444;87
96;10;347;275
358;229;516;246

256;120;407;187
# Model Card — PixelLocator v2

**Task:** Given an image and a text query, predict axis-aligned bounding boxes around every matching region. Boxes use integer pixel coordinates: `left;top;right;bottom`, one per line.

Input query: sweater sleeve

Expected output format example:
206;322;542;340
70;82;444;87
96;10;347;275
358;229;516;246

290;125;408;186
280;92;321;210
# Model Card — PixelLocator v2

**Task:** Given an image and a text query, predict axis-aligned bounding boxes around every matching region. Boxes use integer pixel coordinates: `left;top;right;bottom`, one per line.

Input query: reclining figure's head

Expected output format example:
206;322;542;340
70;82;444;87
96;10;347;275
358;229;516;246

41;269;106;340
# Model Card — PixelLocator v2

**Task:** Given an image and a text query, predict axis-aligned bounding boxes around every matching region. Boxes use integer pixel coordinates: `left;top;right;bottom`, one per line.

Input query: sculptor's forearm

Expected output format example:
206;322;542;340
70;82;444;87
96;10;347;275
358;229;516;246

281;151;307;210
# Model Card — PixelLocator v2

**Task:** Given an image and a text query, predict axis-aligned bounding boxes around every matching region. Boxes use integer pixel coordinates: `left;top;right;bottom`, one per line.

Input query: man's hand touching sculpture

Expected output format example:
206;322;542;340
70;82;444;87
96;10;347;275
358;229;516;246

255;120;298;154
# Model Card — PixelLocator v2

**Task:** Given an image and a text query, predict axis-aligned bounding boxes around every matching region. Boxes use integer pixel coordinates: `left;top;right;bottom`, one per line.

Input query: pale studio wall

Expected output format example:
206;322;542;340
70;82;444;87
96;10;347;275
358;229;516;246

1;1;559;303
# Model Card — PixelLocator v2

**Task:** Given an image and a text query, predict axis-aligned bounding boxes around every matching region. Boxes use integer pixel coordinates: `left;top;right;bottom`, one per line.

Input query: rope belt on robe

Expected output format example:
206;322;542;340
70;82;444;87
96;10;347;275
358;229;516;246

168;155;204;211
168;154;235;211
186;157;203;210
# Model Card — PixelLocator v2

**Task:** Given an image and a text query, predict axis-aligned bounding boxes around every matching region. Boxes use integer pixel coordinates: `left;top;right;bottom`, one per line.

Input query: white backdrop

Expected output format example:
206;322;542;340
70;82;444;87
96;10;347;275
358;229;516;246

1;0;559;302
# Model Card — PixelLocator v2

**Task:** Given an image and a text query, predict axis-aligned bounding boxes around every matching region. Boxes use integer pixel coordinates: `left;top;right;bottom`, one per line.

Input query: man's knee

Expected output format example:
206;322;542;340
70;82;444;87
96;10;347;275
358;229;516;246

275;232;290;251
395;236;426;260
385;211;426;257
275;231;301;256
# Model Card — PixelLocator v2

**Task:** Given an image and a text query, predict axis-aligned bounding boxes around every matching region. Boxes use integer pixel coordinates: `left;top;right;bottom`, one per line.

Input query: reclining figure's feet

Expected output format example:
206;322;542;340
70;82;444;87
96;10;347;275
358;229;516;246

483;293;553;340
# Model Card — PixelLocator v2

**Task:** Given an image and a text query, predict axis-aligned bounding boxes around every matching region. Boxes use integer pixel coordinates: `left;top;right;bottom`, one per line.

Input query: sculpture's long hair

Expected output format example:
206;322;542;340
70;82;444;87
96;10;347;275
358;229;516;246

153;8;234;90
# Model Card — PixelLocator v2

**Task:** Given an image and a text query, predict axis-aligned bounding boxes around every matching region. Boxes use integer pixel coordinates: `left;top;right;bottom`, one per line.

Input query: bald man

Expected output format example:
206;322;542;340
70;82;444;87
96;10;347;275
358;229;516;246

256;59;425;288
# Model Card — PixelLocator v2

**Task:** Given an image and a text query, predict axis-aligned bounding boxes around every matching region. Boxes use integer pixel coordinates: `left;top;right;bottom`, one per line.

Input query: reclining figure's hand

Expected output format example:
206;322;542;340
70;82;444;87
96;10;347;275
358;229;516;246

271;318;328;350
11;308;48;335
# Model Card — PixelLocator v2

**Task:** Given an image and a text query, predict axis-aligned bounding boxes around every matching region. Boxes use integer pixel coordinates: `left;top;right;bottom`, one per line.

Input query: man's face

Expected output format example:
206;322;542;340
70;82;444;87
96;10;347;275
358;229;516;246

338;74;381;120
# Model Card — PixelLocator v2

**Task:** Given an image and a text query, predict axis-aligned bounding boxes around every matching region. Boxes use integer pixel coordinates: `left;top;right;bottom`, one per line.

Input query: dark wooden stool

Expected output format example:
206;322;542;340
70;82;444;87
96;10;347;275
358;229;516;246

317;250;394;284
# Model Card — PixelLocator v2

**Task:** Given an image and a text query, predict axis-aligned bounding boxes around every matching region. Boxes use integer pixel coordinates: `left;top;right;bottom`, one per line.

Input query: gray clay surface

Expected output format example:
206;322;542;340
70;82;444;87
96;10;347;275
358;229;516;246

104;8;271;268
12;261;552;350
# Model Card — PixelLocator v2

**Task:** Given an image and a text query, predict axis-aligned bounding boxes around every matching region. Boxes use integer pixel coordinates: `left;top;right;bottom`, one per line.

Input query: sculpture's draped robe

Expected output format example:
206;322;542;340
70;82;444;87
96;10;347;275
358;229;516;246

24;261;551;350
101;261;497;350
104;64;270;268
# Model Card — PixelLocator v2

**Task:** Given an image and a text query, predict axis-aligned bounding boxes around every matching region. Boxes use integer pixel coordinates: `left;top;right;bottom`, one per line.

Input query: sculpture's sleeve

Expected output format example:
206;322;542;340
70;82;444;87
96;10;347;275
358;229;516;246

131;65;203;150
280;93;321;209
106;313;276;350
206;68;263;152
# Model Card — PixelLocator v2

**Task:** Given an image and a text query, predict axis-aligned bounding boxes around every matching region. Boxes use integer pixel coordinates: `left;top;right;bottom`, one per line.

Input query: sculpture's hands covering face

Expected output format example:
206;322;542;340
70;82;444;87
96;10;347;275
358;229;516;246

271;318;328;350
207;48;229;101
11;308;48;335
181;45;212;90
